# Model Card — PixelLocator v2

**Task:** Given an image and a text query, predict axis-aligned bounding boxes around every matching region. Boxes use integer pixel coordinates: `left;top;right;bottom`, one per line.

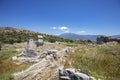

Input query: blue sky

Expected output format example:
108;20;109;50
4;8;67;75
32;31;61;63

0;0;120;35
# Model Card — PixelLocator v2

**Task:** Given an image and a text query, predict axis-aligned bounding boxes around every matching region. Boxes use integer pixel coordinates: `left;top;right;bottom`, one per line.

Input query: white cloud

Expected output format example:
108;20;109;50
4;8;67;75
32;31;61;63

59;26;69;33
59;26;68;30
51;26;69;33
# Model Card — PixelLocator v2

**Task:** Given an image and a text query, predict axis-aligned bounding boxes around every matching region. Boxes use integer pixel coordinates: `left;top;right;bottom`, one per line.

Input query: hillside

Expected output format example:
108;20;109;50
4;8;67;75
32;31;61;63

0;27;35;33
112;35;120;38
0;27;71;44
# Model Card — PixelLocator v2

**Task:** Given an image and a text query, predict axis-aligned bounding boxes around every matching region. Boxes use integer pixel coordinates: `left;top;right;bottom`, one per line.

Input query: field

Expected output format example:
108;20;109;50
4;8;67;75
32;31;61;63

0;42;120;80
65;42;120;80
0;42;66;80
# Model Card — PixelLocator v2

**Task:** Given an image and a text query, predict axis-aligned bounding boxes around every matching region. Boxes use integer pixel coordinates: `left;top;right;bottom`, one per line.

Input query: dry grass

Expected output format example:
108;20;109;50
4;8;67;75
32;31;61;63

65;43;120;80
0;42;27;80
0;42;66;80
0;60;30;80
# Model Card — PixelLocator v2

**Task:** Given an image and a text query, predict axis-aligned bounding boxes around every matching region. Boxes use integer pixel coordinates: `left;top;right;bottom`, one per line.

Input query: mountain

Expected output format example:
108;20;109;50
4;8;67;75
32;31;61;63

59;33;120;41
111;35;120;38
59;33;102;41
59;33;81;40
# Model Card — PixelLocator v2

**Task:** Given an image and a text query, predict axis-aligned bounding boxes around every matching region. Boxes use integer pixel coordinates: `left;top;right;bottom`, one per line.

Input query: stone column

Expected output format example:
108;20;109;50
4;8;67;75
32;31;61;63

27;35;34;50
37;35;43;47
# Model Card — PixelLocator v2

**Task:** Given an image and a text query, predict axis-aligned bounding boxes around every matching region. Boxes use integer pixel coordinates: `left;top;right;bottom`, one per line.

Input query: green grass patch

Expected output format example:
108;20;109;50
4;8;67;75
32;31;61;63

0;50;30;80
0;50;18;61
62;42;78;47
0;73;11;80
0;60;30;80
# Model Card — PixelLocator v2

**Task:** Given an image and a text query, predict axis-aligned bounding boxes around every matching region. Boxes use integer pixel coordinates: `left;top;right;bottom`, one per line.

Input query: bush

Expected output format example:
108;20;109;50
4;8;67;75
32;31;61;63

48;38;56;43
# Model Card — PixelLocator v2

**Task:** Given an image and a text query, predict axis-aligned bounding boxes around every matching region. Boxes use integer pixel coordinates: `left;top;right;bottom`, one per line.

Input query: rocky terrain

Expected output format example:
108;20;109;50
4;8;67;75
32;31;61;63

0;27;119;80
1;40;120;80
12;43;96;80
12;47;71;80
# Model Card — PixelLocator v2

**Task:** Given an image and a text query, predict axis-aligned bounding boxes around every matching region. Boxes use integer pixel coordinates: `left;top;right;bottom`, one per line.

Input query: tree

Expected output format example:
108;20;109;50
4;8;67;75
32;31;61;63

87;39;92;43
48;38;56;43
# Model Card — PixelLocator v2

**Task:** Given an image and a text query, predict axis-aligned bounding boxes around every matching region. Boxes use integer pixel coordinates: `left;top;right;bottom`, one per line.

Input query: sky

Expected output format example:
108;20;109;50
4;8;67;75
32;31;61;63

0;0;120;35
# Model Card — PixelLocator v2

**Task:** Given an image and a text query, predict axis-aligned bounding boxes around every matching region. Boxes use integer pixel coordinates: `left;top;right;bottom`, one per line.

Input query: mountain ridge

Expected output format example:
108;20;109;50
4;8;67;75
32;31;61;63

59;33;120;41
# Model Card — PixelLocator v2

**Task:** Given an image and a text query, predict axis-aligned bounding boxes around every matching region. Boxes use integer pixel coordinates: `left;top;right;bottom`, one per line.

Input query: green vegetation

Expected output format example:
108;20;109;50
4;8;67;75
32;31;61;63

0;27;76;44
0;31;37;44
65;44;120;80
0;50;18;61
0;60;30;80
0;27;93;46
62;42;78;47
0;50;30;80
0;27;94;80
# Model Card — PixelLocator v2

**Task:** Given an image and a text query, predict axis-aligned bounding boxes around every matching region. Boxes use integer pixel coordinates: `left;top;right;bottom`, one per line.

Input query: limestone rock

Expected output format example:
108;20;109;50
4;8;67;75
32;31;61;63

12;56;17;60
59;68;96;80
12;48;70;80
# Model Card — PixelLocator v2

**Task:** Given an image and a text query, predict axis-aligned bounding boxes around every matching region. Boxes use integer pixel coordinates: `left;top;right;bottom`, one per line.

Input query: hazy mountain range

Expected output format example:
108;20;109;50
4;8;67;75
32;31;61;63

59;33;120;41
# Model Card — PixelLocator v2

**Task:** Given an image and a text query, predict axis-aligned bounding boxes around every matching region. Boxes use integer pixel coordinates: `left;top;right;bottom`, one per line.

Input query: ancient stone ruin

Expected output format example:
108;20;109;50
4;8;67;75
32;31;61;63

18;35;44;57
12;34;61;63
12;35;96;80
27;35;34;50
19;35;37;57
36;35;44;47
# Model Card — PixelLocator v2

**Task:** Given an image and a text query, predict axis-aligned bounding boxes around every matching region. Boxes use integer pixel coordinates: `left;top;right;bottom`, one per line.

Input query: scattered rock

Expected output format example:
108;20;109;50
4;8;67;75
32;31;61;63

12;56;17;60
59;68;96;80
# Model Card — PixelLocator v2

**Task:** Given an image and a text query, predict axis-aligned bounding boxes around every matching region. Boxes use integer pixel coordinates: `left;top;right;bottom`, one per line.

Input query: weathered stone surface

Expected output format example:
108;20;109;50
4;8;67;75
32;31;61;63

13;58;52;80
59;68;96;80
36;35;44;47
18;49;38;57
12;56;17;60
60;76;70;80
27;35;34;50
13;48;70;80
